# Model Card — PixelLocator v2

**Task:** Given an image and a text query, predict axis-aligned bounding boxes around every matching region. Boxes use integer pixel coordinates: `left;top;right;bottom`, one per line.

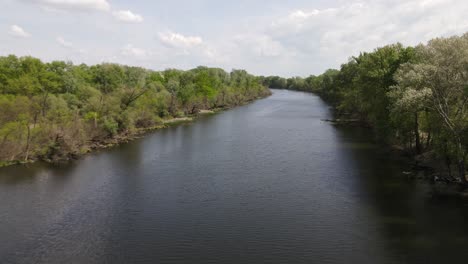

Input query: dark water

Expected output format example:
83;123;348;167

1;90;468;264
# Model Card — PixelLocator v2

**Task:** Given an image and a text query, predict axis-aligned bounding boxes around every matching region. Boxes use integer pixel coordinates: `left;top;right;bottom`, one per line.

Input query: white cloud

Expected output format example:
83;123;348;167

24;0;110;12
9;25;31;38
234;34;285;57
121;44;147;58
56;36;73;48
250;0;468;75
112;10;143;23
55;36;89;56
159;31;203;49
288;9;320;19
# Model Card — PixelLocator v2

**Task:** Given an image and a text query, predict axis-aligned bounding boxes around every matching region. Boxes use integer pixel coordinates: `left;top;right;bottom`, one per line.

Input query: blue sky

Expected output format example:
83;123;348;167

2;0;468;76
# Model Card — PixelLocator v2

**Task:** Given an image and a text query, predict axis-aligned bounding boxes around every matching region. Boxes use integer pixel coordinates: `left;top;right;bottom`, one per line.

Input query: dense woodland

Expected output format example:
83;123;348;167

0;57;270;165
263;34;468;183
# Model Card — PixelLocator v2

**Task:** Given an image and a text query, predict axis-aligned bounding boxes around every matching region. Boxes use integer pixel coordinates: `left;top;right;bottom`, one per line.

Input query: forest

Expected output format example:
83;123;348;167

0;56;270;166
263;33;468;183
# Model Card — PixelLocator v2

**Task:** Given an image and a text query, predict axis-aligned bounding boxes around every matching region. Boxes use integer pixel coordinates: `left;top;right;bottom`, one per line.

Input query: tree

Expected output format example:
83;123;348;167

393;35;468;182
389;72;432;153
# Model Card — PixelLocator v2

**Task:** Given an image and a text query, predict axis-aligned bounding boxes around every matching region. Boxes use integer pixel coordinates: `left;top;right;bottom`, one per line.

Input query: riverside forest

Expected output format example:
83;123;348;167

0;60;270;166
263;33;468;184
2;5;468;263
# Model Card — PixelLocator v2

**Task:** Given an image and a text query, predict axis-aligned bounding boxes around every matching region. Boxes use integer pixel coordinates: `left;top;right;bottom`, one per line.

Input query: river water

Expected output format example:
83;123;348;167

1;90;468;264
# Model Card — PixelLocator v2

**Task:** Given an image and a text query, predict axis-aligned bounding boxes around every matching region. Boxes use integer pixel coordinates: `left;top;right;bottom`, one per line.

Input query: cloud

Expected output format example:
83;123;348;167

112;10;143;23
9;25;31;38
158;31;203;49
56;36;73;48
23;0;110;12
243;0;468;75
56;36;88;55
233;34;285;57
7;0;468;76
288;9;321;19
121;44;147;58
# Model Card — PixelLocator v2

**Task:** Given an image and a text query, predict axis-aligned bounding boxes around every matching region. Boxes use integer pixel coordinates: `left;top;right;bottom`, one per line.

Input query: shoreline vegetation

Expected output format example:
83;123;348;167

0;57;271;167
0;33;466;193
262;33;468;188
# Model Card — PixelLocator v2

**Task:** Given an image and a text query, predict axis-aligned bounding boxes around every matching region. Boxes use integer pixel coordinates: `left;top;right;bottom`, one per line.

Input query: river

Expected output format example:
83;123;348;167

1;89;468;264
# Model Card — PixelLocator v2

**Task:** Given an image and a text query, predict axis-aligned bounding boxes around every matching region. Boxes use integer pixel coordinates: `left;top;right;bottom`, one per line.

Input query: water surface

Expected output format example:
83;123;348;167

1;90;468;263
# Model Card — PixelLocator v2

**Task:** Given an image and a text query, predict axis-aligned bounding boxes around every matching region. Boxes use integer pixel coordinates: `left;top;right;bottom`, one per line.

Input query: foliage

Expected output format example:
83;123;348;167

0;56;270;163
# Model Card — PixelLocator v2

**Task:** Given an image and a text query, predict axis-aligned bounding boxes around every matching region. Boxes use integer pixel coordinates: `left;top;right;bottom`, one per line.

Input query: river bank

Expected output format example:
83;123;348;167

322;115;468;195
0;94;271;168
0;56;273;168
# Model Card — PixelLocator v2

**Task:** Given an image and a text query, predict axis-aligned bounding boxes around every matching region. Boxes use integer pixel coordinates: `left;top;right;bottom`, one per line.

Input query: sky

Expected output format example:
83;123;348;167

1;0;468;77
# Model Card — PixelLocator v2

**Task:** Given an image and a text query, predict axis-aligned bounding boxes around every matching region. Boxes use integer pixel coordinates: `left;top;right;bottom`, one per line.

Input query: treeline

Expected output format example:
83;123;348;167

0;55;270;165
263;34;468;183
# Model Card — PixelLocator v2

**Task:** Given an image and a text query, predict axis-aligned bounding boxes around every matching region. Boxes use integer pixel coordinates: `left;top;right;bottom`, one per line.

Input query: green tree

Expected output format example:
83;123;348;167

394;35;468;182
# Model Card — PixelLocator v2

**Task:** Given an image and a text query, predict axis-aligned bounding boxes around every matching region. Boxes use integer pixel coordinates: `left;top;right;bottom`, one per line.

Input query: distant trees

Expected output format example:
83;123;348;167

0;56;270;165
264;34;468;183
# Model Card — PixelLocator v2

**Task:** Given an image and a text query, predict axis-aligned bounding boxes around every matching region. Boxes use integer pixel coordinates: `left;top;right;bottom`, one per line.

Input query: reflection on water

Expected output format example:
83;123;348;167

1;90;468;264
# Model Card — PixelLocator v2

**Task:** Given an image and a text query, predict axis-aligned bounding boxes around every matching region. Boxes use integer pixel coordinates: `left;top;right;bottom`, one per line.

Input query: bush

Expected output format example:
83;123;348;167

102;117;119;136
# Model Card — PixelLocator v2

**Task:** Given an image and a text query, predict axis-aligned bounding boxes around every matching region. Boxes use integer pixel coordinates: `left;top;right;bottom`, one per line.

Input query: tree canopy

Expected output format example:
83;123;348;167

0;56;270;165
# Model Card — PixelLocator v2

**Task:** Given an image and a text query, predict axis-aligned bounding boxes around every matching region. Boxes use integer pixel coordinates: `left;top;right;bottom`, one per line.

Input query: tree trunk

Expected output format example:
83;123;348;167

426;131;431;149
409;132;413;151
203;96;208;109
169;94;175;115
40;92;49;117
414;112;421;154
425;109;431;148
24;123;31;161
458;159;466;185
445;155;452;179
456;140;467;184
33;112;39;129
